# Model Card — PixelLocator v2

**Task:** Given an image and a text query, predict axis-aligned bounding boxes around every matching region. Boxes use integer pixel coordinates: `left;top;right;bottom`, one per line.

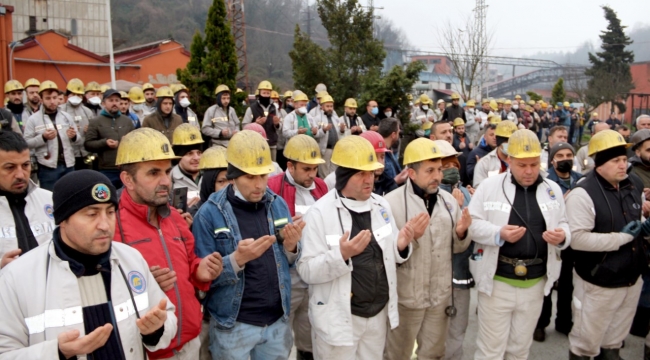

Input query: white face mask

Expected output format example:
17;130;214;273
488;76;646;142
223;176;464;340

179;98;191;108
384;111;392;118
132;103;143;111
512;105;519;110
68;96;82;106
88;96;101;106
296;106;307;115
409;102;414;107
422;105;429;111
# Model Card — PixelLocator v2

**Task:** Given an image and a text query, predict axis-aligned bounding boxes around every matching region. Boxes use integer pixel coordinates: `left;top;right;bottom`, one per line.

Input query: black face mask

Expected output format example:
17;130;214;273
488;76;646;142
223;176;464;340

258;96;271;107
556;159;573;173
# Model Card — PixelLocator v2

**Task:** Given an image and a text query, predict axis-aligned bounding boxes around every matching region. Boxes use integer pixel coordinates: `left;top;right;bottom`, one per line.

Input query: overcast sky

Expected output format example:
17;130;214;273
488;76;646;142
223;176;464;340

373;0;650;58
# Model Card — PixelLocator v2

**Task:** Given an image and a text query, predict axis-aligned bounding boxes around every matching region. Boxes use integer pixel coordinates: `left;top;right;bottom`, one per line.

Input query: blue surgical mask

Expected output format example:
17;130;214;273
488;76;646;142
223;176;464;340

371;107;379;115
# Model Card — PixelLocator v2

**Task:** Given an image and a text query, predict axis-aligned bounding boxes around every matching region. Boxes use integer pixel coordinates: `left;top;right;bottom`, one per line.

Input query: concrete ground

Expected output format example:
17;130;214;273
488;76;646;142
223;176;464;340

290;289;647;359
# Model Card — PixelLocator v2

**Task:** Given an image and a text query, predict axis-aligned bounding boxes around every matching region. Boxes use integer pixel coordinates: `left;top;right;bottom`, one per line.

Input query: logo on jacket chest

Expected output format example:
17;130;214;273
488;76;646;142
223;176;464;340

128;271;146;294
44;204;54;219
546;188;556;200
379;208;390;223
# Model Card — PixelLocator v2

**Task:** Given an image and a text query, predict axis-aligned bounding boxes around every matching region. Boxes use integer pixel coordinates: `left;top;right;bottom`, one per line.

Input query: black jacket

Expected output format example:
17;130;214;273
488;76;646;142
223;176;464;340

361;113;380;130
466;139;493;182
573;171;647;288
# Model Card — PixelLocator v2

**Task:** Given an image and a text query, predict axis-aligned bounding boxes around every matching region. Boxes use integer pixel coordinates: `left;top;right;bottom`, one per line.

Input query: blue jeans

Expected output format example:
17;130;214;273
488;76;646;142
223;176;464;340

38;163;73;191
209;317;292;360
100;169;123;189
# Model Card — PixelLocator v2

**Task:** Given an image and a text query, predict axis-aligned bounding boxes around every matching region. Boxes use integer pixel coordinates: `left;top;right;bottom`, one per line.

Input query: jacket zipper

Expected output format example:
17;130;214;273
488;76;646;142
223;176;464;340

156;227;183;347
524;187;530;255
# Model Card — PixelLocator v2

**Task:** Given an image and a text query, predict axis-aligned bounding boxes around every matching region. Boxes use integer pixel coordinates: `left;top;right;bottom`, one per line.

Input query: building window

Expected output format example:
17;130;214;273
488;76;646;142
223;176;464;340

29;16;36;32
71;19;77;35
421;81;429;85
431;59;441;64
445;83;452;90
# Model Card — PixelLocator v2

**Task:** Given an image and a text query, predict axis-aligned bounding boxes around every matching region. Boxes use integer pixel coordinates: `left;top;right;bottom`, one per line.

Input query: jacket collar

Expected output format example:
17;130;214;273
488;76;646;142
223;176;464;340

209;183;278;211
118;187;171;224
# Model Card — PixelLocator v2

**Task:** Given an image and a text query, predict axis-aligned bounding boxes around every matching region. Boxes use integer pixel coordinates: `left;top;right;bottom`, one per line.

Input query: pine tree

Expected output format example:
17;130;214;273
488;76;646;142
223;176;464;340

176;0;239;117
585;6;634;113
551;78;566;106
526;91;543;102
288;25;329;96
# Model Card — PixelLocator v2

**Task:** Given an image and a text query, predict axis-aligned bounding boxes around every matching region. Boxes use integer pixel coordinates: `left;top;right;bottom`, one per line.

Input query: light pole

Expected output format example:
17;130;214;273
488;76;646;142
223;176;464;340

105;0;116;88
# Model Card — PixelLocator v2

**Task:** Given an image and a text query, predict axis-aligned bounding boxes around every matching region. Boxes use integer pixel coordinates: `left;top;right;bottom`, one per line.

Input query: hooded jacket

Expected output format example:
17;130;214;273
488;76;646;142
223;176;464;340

629;156;650;188
142;101;183;143
84;110;135;170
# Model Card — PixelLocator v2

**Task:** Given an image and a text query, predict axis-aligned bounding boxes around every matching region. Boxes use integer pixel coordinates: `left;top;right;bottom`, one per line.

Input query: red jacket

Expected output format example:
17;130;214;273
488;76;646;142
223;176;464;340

267;173;328;216
114;189;208;359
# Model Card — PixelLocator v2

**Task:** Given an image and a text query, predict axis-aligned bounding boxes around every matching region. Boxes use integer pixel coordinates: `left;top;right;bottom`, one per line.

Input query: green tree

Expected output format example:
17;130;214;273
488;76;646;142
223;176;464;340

290;0;385;104
526;91;543;102
585;6;634;113
176;0;239;117
551;77;566;106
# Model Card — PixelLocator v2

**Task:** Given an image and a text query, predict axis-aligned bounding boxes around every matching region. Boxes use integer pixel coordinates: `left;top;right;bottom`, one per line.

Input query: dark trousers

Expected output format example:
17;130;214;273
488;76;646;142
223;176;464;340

38;162;73;191
536;248;574;331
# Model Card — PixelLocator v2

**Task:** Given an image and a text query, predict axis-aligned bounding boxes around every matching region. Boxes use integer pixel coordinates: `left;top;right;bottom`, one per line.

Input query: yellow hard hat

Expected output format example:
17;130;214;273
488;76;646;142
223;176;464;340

283;90;293;99
316;90;329;99
199;146;228;170
403;138;443;165
293;92;309;102
344;98;358;108
227;130;274;175
128;86;145;104
525;105;534;112
66;78;84;95
587;129;632;156
519;100;526;105
142;83;155;92
100;84;110;94
236;88;243;94
515;94;522;100
563;101;570;107
507;129;542;158
495;120;518;138
434;139;460;158
422;121;433;131
4;80;24;94
85;81;101;93
488;114;502;124
481;98;490;105
257;80;273;91
504;99;512;105
489;100;498;111
119;91;129;99
496;98;504;104
407;94;413;101
172;123;204;146
466;100;476;107
171;83;188;95
451;93;460;100
215;84;230;94
331;136;384;171
271;91;279;99
592;112;598;117
452;118;465;127
527;100;536;106
156;86;174;98
284;134;325;165
24;78;40;88
419;94;432;105
320;95;334;104
255;89;260;96
38;80;59;94
115;128;179;165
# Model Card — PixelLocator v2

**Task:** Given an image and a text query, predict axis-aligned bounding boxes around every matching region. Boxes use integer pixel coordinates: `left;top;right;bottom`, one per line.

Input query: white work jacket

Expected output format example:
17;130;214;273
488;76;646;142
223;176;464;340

24;108;83;169
384;181;471;309
0;241;177;359
410;108;436;137
59;103;93;157
171;165;201;202
297;190;411;347
173;107;200;128
473;149;504;187
282;111;324;141
309;107;342;152
0;181;54;262
339;115;366;138
467;171;571;297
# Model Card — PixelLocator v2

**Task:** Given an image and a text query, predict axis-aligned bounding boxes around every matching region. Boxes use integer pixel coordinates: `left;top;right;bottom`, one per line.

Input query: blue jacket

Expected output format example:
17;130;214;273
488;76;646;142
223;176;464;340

546;167;581;194
440;183;475;289
466;138;493;181
192;185;299;329
384;151;401;181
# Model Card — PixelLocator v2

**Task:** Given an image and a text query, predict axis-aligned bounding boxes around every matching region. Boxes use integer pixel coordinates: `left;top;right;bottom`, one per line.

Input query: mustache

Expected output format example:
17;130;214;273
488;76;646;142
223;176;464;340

12;179;27;186
155;185;170;193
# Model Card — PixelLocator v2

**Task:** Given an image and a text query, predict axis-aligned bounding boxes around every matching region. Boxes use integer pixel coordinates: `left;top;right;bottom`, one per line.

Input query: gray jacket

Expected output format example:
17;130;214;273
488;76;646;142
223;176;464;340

201;105;239;148
59;103;93;157
24;108;83;169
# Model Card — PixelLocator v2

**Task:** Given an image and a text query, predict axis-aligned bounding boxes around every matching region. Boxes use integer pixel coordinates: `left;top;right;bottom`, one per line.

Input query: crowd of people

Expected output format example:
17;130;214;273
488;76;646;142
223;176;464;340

1;77;650;360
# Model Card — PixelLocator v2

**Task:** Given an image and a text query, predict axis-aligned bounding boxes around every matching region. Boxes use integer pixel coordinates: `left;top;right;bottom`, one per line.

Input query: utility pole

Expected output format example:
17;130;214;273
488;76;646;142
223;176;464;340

474;0;487;98
302;0;315;39
225;0;250;91
105;0;116;88
365;0;383;38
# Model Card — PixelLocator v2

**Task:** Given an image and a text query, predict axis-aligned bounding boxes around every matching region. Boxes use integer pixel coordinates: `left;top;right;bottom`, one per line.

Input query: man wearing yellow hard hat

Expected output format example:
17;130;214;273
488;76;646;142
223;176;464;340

576;122;609;175
83;81;103;117
473;120;518;187
468;129;569;359
312;94;343;178
243;80;283;161
116;127;222;359
62;79;95;170
201;84;239;148
297;135;416;359
23;81;82;190
464;99;480;143
282;91;324;145
384;138;471;360
410;94;436;138
172;83;200;129
452;117;474;157
267;134;328;360
170;124;204;209
192;130;304;359
466;116;499;184
441;93;466;123
84;89;135;188
340;98;366;137
141;82;157;116
141;86;183;143
565;130;648;360
23;78;42;117
435;98;446;120
2;80;25;134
